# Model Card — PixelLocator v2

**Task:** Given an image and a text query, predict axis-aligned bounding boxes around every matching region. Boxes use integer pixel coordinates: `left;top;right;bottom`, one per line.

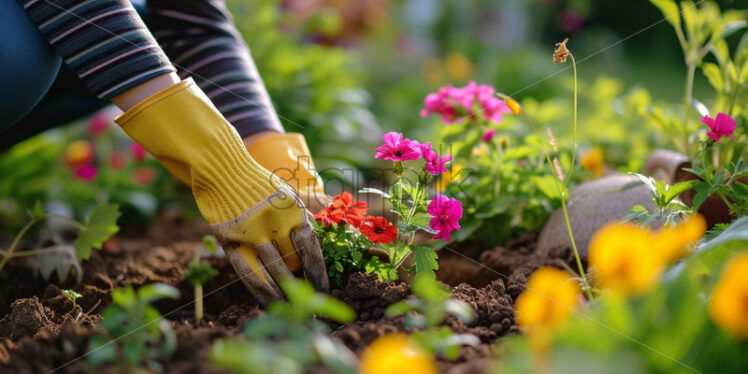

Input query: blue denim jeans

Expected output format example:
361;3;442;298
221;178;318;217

0;0;147;152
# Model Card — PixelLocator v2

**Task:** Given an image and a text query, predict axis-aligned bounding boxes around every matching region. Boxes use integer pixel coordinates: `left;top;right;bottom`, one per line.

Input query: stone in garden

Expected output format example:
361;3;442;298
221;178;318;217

536;174;663;261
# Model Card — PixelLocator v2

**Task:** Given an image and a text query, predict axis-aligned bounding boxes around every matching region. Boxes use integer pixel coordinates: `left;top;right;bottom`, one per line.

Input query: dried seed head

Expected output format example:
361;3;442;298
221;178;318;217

547;128;558;153
553;157;565;181
552;38;570;63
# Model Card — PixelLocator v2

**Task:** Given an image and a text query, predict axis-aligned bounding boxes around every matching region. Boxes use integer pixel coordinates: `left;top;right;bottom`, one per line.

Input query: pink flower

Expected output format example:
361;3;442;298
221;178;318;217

421;142;453;175
130;142;147;162
421;81;510;125
463;82;511;123
420;86;465;124
87;113;109;137
559;8;584;34
482;129;496;142
701;113;736;142
74;164;98;182
375;132;421;161
427;194;462;242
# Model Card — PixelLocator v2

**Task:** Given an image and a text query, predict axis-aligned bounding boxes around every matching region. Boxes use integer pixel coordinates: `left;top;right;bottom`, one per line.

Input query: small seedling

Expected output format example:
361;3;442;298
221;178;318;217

87;283;179;372
62;289;82;310
386;276;479;359
0;202;121;278
210;278;357;374
624;173;695;226
184;235;219;325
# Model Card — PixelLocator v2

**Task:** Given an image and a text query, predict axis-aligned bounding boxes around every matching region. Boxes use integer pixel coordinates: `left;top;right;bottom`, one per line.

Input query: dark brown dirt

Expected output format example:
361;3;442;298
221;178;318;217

0;221;574;374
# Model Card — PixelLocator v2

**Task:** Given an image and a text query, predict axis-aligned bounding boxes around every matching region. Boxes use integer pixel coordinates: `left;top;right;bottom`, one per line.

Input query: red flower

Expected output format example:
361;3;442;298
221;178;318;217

314;192;368;227
108;151;126;170
132;168;156;184
360;216;398;243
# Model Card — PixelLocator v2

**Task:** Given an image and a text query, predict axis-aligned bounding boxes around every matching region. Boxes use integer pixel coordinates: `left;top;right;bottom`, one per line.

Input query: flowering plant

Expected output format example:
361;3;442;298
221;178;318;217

315;132;463;282
314;192;398;285
422;80;583;246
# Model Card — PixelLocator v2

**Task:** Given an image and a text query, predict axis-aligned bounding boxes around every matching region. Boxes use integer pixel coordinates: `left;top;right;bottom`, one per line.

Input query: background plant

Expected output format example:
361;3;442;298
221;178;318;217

210;278;358;374
0;202;120;282
87;283;180;372
386;276;479;359
184;235;220;326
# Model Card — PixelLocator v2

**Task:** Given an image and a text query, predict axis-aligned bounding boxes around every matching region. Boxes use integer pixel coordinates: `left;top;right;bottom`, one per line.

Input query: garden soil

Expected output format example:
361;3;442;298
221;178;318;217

0;216;577;374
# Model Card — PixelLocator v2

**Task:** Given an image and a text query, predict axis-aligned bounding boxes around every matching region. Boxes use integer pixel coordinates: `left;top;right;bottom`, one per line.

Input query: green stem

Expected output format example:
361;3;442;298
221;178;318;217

195;284;204;326
565;53;579;187
520;109;592;299
560;200;591;299
46;213;87;231
0;218;39;273
683;61;696;152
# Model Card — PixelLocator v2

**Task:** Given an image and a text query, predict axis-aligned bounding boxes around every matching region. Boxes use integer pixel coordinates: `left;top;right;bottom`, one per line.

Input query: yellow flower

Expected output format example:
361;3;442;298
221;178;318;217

515;267;580;353
421;57;443;86
435;164;463;192
516;267;581;331
472;143;489;157
360;333;437;374
589;222;664;297
709;250;748;339
64;140;95;167
580;147;604;178
655;214;706;262
445;51;473;81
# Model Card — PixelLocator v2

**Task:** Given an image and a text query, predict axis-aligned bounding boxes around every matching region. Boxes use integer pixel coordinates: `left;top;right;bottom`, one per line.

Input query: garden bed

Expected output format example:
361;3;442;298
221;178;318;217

0;215;575;374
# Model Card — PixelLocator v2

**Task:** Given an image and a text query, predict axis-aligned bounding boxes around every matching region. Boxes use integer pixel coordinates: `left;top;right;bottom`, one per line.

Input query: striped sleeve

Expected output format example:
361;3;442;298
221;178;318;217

20;0;175;99
147;0;283;137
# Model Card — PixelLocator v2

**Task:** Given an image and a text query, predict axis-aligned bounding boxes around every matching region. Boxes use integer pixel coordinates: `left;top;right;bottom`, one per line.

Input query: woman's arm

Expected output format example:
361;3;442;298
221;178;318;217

147;0;284;138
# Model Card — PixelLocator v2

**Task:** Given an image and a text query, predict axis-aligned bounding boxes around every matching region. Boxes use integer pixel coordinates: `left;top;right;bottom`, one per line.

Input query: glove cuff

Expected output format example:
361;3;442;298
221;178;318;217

115;78;281;223
246;132;325;197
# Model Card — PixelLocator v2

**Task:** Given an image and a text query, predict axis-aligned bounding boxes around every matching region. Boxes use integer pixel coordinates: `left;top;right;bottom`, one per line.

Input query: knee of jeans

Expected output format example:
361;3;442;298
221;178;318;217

0;0;63;131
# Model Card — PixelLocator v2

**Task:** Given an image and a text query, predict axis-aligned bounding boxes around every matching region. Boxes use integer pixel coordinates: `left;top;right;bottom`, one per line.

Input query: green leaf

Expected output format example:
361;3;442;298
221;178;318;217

650;0;681;30
701;62;724;92
279;278;355;323
28;201;45;220
364;256;398;281
74;204;121;261
359;187;390;199
202;235;219;253
62;289;82;301
530;175;565;200
185;262;219;285
385;300;420;317
622;205;652;225
691;182;711;211
137;283;180;305
411;244;438;280
663;180;697;204
87;335;117;368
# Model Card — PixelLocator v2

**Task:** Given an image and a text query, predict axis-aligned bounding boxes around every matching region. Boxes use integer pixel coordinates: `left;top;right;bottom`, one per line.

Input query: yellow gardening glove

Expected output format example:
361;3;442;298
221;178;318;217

114;79;329;305
245;133;331;214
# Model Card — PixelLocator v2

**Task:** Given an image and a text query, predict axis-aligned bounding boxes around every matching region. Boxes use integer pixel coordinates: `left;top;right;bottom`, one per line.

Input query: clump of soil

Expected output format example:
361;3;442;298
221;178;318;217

0;222;574;373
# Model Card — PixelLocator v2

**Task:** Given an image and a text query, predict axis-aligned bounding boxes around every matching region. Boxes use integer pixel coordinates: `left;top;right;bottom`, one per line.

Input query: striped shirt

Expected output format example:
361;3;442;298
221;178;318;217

19;0;282;137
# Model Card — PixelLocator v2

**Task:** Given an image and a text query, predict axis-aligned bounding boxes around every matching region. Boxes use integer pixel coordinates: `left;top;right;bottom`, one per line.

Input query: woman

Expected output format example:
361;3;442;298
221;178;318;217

0;0;329;305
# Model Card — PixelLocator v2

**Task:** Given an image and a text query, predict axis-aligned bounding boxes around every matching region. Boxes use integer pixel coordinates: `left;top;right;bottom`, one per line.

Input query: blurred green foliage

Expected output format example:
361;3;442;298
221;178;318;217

210;278;357;374
228;0;381;178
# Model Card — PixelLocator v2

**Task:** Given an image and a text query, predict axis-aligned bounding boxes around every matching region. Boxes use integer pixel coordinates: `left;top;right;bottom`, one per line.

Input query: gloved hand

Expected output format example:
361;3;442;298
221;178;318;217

245;133;331;214
114;78;329;305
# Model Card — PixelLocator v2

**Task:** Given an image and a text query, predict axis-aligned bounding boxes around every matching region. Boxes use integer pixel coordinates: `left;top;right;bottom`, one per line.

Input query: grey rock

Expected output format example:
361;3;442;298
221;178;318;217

537;174;663;261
